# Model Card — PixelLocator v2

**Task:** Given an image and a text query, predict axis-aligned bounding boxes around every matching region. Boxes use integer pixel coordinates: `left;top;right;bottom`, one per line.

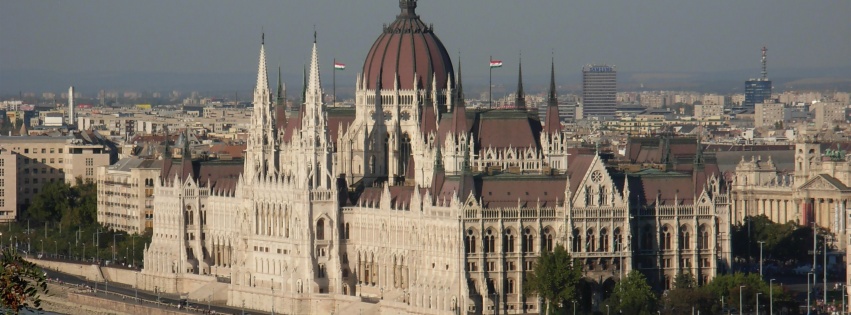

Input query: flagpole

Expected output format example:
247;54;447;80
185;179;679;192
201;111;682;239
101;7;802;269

333;58;336;106
489;55;492;109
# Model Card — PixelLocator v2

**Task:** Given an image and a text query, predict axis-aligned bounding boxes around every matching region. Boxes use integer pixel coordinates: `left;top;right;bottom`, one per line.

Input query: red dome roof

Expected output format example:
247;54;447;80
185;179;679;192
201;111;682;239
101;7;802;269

362;1;454;90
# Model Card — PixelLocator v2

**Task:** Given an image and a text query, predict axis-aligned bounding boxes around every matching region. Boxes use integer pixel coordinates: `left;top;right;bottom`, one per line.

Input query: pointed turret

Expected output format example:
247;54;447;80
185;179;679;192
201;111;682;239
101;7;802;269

180;129;194;182
454;56;464;107
544;58;561;134
515;54;526;110
276;82;287;132
449;58;468;135
245;33;276;179
301;65;307;106
419;72;437;137
163;125;171;159
305;38;323;115
275;66;284;106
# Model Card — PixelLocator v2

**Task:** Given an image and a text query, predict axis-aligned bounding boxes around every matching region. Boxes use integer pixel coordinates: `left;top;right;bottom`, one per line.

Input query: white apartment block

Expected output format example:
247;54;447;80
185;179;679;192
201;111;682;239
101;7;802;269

97;157;162;234
754;101;786;128
694;104;724;121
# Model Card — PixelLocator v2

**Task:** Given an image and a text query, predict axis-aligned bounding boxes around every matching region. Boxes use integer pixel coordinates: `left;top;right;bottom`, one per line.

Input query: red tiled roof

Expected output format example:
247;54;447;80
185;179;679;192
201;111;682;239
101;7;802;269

479;177;565;208
566;154;596;193
328;115;355;144
476;112;541;150
544;105;561;134
209;144;246;159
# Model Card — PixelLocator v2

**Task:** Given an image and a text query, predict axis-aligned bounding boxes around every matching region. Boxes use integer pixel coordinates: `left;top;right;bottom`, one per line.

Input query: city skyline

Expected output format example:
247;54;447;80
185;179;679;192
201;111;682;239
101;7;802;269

2;0;850;94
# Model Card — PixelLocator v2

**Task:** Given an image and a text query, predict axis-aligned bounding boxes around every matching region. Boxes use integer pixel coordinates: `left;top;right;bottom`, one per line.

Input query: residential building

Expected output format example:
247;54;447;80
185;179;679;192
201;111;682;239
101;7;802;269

754;101;786;128
813;101;847;130
96;157;162;233
694;104;724;121
0;147;17;222
0;131;113;220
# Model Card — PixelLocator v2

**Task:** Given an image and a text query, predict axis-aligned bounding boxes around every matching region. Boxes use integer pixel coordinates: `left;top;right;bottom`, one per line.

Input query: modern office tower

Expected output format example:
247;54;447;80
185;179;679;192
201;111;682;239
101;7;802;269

743;47;772;109
582;64;617;120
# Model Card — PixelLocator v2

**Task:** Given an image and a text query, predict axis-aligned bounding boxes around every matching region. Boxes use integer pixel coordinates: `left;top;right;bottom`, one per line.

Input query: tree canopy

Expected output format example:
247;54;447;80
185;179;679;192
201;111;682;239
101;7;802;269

732;215;831;264
603;270;658;315
0;248;49;313
524;244;582;315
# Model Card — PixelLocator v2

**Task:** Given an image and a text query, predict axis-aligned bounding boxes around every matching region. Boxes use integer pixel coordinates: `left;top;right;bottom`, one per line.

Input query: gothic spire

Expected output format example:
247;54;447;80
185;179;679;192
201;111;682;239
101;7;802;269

307;38;320;102
163;125;171;159
276;66;284;106
515;53;526;110
254;35;270;106
544;58;561;134
454;54;464;107
301;65;307;105
547;57;557;107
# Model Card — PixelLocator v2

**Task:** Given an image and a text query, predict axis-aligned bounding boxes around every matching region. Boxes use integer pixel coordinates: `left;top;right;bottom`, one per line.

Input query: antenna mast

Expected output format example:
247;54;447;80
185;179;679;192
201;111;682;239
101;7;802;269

761;46;767;80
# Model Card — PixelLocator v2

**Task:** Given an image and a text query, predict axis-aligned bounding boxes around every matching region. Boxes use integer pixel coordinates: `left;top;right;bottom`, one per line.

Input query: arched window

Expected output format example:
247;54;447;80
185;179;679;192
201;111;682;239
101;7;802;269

699;225;710;250
613;228;622;252
484;228;495;253
504;229;515;253
599;228;609;252
400;133;412;175
543;228;554;252
465;229;476;254
641;226;653;250
316;218;325;240
586;228;596;252
344;223;350;240
572;229;582;252
662;226;672;250
507;278;515;294
679;225;691;250
523;228;534;253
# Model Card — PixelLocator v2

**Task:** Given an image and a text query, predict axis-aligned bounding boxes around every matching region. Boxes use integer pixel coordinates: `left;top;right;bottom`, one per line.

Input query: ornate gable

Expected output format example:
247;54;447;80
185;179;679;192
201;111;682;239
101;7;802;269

799;174;850;192
571;154;625;207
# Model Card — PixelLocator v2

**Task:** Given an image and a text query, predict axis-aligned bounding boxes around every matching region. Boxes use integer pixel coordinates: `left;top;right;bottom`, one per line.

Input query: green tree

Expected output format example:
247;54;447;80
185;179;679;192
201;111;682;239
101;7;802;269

603;270;657;315
661;273;714;314
732;215;831;264
0;248;49;313
24;181;71;224
702;273;769;314
524;244;582;315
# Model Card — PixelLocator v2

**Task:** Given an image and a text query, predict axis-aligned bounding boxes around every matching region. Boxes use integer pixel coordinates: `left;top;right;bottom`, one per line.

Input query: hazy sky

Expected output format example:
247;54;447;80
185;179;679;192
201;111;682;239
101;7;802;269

2;0;850;93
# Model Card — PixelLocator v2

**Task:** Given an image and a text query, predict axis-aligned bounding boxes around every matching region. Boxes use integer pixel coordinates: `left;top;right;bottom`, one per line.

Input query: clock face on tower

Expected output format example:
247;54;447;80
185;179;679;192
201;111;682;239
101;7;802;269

590;170;603;183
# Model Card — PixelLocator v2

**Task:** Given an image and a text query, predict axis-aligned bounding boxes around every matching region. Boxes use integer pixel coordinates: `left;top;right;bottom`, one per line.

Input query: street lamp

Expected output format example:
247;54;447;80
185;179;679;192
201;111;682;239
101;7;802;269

739;285;746;315
40;239;43;257
756;293;761;315
606;304;610;315
769;279;775;315
572;300;577;315
807;272;814;315
758;241;765;277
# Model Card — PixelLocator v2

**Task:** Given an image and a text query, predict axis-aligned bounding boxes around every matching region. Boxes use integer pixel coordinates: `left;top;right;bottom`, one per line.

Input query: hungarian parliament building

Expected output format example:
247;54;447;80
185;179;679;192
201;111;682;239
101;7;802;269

138;1;849;314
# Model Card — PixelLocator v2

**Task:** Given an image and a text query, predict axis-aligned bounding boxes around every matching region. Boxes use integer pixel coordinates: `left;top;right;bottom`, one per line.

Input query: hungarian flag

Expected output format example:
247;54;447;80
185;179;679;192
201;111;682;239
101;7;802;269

334;62;346;70
489;60;503;68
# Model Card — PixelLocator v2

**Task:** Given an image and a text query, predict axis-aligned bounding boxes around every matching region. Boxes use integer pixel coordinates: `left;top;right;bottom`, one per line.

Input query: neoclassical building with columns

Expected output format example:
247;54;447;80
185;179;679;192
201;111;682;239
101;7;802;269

730;140;850;248
140;2;737;314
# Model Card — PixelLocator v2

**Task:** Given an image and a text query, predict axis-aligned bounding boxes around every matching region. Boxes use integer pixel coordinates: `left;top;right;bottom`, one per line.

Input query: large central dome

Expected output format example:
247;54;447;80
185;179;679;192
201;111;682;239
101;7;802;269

362;0;454;90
